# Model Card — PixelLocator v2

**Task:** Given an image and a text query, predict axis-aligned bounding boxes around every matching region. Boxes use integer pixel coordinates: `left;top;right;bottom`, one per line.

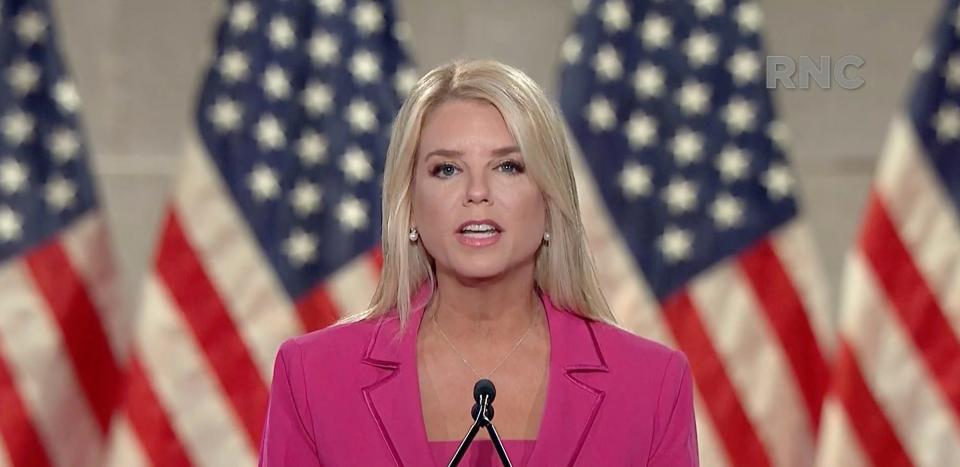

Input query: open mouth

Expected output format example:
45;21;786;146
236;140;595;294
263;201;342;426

459;224;500;238
456;220;503;246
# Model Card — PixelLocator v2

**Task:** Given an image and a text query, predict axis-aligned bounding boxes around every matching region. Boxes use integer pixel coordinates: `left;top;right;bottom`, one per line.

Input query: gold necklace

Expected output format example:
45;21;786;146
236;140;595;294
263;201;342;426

433;310;535;380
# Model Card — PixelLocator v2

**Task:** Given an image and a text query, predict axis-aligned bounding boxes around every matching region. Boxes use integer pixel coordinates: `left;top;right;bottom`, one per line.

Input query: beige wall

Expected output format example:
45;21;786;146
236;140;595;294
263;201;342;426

51;0;941;306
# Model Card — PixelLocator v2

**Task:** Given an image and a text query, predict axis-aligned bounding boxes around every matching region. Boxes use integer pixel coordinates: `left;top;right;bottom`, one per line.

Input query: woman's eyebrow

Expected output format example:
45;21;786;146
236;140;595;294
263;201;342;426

492;146;521;156
424;146;521;161
424;148;462;160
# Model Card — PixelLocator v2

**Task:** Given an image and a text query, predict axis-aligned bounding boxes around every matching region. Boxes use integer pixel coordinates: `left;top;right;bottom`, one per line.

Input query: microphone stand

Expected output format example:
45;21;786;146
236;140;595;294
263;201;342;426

448;380;513;467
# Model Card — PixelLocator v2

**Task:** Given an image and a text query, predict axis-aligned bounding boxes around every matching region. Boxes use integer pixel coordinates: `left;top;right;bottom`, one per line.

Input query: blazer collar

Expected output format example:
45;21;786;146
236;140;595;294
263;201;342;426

361;284;608;466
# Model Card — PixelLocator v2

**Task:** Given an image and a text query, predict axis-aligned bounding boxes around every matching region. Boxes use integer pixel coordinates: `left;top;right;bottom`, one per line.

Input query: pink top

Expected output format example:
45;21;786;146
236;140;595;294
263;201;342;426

258;284;699;465
429;440;536;467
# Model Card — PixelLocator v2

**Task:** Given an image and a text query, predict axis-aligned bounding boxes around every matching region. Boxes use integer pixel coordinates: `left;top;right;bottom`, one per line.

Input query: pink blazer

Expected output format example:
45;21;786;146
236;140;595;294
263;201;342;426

259;288;698;466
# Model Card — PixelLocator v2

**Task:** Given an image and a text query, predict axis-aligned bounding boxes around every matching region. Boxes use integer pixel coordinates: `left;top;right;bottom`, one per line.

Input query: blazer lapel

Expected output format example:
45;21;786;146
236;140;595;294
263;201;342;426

526;291;608;467
360;286;434;467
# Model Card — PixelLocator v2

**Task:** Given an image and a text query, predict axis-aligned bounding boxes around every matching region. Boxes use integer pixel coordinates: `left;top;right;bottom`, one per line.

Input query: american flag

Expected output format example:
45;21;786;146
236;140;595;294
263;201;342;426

559;1;832;465
814;0;960;465
0;0;124;466
104;0;413;465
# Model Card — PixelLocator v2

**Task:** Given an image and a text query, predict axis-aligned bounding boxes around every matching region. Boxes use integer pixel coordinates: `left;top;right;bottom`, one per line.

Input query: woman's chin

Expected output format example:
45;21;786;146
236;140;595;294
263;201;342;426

446;267;509;285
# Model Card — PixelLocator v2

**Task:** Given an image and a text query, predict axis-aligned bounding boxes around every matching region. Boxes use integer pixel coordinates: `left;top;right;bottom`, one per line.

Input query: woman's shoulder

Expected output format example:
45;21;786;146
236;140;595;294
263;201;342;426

276;316;386;362
586;318;689;374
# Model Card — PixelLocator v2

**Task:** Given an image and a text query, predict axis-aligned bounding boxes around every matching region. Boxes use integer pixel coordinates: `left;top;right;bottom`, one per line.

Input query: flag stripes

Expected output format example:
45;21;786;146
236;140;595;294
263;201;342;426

860;193;960;422
738;240;829;426
121;358;193;467
691;261;816;467
664;292;773;467
155;211;270;448
24;241;120;433
0;348;52;467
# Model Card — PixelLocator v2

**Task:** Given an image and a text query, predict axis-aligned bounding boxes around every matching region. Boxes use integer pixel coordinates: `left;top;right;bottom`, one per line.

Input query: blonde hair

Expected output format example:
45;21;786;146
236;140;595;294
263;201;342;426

350;59;616;328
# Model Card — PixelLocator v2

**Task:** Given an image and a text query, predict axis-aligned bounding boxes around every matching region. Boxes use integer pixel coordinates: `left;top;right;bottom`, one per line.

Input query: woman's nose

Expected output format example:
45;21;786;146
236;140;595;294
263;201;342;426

463;169;491;205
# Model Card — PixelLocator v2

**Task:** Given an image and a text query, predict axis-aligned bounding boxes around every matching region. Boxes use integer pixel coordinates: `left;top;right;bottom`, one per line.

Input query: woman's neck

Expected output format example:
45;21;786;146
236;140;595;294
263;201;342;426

427;271;543;344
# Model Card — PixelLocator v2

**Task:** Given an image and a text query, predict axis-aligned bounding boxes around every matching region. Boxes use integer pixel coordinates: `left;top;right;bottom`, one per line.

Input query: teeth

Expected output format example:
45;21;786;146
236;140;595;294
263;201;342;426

461;223;496;233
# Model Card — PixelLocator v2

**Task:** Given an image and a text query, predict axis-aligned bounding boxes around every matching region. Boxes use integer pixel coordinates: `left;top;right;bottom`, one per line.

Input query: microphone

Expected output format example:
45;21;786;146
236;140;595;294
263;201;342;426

471;379;496;426
474;379;496;403
448;379;513;467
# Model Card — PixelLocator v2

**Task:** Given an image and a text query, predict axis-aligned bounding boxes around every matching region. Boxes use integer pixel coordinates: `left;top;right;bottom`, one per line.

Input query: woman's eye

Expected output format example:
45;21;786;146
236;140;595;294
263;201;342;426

431;163;459;177
497;160;524;174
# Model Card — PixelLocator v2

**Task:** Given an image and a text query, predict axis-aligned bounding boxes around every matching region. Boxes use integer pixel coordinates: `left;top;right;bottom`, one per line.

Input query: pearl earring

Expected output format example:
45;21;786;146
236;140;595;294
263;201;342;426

409;227;419;242
543;232;551;244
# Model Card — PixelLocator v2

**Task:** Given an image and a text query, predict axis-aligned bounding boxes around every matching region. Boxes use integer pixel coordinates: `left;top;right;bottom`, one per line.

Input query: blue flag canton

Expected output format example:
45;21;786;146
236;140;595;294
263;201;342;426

560;0;798;300
0;0;98;263
909;0;960;216
196;0;415;299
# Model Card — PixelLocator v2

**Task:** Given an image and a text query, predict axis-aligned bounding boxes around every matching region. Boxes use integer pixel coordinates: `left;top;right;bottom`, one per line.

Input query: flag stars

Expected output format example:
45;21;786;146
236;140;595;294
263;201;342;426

218;49;250;83
0;206;23;242
685;30;719;68
693;0;724;18
291;181;323;216
7;60;40;96
933;103;960;142
618;162;652;200
640;14;672;49
349;50;382;83
658;226;693;263
676;80;712;116
255;115;286;150
48;128;82;162
593;45;623;81
262;65;291;100
586;96;616;131
395;67;419;96
268;16;296;50
728;49;762;85
710;193;745;229
572;0;590;15
600;0;631;33
337;195;369;231
229;1;257;33
395;21;413;44
762;164;794;200
562;35;583;64
302;81;334;116
625;111;657;149
346;99;378;133
723;97;757;134
15;10;47;45
248;164;280;201
0;159;28;194
296;131;329;165
53;81;81;113
735;2;764;33
352;1;385;35
768;121;791;150
2;110;35;146
308;31;340;65
315;0;344;15
283;229;318;266
662;177;699;214
716;146;750;182
341;146;373;183
913;45;934;72
633;63;665;98
945;53;960;90
208;97;243;133
670;129;704;165
45;176;76;211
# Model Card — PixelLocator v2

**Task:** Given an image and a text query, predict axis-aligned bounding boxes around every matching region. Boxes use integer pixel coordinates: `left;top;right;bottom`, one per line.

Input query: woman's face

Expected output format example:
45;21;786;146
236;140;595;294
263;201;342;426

411;99;547;283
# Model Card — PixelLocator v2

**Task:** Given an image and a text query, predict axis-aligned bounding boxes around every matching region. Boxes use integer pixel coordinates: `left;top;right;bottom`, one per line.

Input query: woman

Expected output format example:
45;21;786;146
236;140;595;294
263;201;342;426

258;60;698;466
